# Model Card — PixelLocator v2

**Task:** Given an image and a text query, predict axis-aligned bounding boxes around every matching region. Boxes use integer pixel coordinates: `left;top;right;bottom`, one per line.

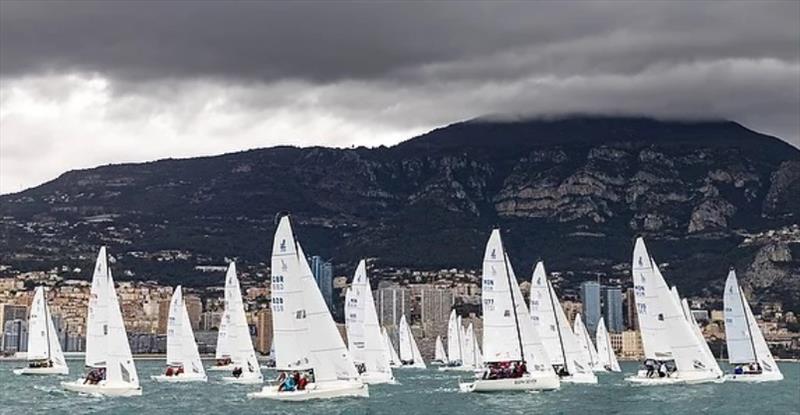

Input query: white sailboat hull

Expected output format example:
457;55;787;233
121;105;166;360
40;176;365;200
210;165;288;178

247;380;369;401
560;372;598;384
438;365;476;373
150;373;207;383
459;373;560;393
626;370;724;385
724;371;783;382
61;380;142;397
207;364;237;372
220;374;263;384
397;363;426;369
13;366;69;375
359;371;397;385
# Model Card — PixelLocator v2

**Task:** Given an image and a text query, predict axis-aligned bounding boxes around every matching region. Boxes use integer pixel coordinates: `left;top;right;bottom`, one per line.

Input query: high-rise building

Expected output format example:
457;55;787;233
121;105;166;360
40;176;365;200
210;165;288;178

2;319;28;353
419;287;453;337
157;299;171;334
580;281;601;335
184;295;203;330
309;256;334;312
0;304;28;350
625;287;639;331
255;308;273;354
376;286;410;328
601;286;624;333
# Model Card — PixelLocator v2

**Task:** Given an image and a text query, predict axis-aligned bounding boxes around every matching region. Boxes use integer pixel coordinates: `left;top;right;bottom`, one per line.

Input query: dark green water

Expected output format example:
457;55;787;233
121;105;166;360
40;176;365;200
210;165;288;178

1;360;798;414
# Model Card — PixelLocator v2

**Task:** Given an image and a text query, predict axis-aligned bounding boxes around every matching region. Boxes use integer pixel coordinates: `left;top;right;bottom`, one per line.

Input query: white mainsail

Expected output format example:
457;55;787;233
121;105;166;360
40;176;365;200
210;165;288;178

85;247;109;368
631;238;672;360
215;274;232;361
528;261;592;378
481;230;552;375
434;336;447;363
573;314;599;370
345;260;393;380
595;318;621;372
224;262;262;380
398;315;426;368
724;269;781;378
446;310;463;364
166;286;206;378
26;287;68;371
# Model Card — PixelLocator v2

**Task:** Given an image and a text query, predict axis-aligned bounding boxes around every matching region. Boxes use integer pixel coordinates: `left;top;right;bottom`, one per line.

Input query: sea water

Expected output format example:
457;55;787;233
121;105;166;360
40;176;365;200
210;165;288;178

1;360;798;414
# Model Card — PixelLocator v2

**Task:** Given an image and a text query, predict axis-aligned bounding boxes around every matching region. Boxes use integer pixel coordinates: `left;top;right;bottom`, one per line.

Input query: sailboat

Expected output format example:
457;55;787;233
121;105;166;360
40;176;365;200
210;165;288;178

595;319;621;372
433;336;447;365
673;286;719;379
459;229;560;392
439;310;469;371
723;269;783;382
573;313;602;373
220;263;262;384
248;215;367;400
462;323;483;372
62;247;141;396
397;315;426;368
152;286;207;382
209;270;234;372
13;286;68;375
626;238;723;385
383;327;402;368
528;261;597;383
344;260;396;384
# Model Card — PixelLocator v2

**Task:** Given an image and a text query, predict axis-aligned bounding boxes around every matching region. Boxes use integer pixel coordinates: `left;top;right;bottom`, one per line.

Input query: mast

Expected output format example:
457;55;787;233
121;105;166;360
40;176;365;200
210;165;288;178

737;283;758;363
546;281;569;368
499;237;525;363
43;288;52;361
457;316;463;362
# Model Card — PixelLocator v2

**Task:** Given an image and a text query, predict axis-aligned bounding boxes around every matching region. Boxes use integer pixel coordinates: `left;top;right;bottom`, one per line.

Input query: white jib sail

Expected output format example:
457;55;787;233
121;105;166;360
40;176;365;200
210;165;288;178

224;262;261;379
724;269;780;375
347;260;393;377
434;336;447;362
383;327;401;365
297;240;361;382
548;281;591;376
105;269;139;387
652;260;721;378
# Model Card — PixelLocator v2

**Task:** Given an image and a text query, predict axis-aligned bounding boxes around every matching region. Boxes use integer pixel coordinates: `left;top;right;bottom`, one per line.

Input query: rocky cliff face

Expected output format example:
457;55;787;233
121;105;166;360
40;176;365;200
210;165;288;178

1;116;798;309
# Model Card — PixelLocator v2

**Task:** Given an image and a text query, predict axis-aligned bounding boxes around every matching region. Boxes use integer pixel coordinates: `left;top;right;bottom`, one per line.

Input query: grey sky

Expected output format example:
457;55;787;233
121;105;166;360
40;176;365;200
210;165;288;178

1;1;798;193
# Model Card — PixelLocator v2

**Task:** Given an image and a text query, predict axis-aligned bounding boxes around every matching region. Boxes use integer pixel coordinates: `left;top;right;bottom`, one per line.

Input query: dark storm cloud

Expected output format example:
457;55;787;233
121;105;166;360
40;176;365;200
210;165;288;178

2;1;798;83
1;1;799;194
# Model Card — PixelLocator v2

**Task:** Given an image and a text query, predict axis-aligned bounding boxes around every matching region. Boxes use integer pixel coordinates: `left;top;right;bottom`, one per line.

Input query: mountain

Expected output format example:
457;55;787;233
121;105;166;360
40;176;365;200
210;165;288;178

1;116;799;310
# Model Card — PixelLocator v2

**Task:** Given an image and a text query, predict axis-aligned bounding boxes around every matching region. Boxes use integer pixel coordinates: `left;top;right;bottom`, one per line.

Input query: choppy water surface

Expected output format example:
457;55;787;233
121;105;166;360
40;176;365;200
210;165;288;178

0;360;798;414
